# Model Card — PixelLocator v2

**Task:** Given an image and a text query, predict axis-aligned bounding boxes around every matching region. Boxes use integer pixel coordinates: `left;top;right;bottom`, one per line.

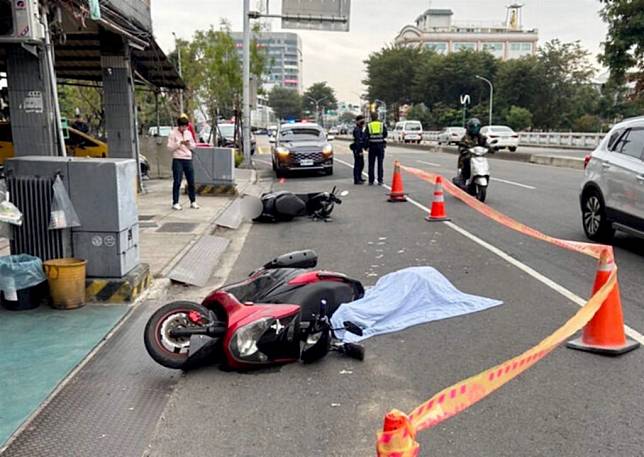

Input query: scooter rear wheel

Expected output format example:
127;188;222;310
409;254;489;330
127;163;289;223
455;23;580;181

144;301;216;369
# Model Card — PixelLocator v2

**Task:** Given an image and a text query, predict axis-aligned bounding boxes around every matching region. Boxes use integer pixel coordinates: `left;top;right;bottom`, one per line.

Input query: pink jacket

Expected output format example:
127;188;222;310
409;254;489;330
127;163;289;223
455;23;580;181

167;127;196;159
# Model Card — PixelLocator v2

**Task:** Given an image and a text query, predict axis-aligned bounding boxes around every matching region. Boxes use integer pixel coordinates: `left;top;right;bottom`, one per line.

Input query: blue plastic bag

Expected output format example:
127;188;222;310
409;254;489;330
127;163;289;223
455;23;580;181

0;255;47;300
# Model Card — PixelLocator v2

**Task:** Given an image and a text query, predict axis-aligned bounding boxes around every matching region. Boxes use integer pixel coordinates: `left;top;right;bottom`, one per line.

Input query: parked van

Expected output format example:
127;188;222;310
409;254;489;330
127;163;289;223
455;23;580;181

393;120;423;144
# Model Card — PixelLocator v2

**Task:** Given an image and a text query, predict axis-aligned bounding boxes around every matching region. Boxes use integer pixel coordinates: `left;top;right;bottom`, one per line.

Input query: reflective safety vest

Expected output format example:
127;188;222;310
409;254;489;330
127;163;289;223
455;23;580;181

367;121;384;143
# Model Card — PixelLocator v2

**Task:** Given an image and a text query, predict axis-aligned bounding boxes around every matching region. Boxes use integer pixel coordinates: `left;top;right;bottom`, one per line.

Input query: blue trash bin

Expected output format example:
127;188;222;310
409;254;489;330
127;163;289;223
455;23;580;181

0;255;48;311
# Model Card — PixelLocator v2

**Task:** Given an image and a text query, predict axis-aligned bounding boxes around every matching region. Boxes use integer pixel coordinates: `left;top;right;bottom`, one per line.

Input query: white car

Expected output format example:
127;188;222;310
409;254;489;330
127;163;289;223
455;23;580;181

437;127;465;145
481;125;519;151
580;116;644;241
148;126;172;137
393;120;423;144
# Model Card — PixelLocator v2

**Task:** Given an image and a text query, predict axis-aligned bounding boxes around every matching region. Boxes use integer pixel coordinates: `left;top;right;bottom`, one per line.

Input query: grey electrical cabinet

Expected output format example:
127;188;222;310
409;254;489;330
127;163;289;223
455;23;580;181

68;158;138;232
5;156;140;278
72;225;139;277
192;147;235;185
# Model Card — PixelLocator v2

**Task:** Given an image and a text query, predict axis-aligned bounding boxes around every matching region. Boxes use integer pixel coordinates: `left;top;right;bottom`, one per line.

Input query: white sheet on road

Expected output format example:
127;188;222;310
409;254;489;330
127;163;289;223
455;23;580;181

331;267;503;343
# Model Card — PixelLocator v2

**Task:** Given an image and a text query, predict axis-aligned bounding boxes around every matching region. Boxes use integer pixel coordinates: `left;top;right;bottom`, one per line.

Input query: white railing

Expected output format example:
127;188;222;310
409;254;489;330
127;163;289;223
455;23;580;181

420;131;604;149
344;130;605;149
518;132;604;149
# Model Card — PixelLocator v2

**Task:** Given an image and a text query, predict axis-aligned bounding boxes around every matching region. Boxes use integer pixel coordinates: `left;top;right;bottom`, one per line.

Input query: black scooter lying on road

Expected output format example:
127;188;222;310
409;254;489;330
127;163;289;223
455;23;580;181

254;186;348;222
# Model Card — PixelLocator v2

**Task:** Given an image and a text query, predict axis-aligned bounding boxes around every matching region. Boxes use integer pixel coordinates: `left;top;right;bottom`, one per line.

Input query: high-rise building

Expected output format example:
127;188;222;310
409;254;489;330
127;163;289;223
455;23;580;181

394;4;538;60
231;31;303;93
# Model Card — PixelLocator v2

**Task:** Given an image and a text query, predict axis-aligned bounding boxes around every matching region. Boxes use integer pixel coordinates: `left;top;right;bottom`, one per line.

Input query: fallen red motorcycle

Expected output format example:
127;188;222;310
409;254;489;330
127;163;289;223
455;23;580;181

144;250;366;370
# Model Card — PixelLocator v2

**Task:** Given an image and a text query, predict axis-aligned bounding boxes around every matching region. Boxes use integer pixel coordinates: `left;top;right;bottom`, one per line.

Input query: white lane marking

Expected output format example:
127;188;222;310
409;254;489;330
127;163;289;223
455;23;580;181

491;177;536;190
334;157;644;345
254;158;272;167
416;160;442;167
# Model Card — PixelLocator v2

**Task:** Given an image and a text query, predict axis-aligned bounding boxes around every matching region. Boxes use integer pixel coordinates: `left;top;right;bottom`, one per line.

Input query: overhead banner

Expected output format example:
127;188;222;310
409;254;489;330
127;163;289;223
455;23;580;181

281;0;351;32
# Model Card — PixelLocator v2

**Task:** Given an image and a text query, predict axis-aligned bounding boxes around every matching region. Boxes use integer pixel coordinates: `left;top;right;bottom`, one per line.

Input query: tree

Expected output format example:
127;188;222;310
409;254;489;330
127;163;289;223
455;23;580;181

405;104;433;128
57;83;104;137
339;111;357;124
573;114;603;132
303;82;337;114
178;21;267;123
413;50;497;112
599;0;644;90
268;86;302;120
363;45;428;119
505;106;533;131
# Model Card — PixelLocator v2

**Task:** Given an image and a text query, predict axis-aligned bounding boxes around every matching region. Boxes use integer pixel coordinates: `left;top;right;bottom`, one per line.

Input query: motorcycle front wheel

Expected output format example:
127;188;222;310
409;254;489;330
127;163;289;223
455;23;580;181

144;301;218;369
475;184;487;203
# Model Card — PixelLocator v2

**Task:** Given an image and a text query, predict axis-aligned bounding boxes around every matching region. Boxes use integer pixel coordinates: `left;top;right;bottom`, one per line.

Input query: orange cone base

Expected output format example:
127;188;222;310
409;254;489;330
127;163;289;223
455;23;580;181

566;336;640;356
425;215;450;222
388;193;407;202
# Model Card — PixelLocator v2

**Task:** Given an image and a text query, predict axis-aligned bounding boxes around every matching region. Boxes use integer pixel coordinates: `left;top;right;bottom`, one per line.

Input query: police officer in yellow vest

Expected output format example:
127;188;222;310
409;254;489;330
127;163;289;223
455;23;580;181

364;111;388;185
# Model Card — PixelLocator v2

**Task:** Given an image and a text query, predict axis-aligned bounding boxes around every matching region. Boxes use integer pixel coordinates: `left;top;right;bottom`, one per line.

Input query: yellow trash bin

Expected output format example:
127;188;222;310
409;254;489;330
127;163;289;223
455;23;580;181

43;258;87;310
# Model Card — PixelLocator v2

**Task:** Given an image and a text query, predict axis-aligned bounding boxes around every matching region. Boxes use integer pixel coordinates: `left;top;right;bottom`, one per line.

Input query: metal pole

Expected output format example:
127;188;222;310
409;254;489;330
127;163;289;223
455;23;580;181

42;7;67;157
173;32;184;114
242;0;252;167
475;75;493;125
155;91;161;178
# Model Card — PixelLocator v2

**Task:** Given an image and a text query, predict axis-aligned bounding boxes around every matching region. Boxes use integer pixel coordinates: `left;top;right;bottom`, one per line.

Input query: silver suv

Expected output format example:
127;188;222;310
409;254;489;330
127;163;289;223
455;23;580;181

580;116;644;241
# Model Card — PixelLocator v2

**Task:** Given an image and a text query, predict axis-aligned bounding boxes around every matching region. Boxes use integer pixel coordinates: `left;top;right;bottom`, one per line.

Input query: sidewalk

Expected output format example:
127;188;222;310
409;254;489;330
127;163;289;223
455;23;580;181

0;170;256;450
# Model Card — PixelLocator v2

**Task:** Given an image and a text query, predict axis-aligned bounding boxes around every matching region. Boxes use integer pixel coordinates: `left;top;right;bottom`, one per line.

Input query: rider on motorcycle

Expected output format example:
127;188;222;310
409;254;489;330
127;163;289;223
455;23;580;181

455;118;488;186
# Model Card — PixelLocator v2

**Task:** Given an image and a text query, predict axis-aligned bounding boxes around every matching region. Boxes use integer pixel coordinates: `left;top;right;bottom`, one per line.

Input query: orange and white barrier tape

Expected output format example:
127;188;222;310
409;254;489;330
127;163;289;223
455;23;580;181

377;167;618;456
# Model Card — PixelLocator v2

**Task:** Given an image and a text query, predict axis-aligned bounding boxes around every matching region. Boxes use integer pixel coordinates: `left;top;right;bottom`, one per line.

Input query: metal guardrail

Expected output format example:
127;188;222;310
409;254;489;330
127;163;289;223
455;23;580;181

418;131;604;149
518;132;604;149
342;130;605;149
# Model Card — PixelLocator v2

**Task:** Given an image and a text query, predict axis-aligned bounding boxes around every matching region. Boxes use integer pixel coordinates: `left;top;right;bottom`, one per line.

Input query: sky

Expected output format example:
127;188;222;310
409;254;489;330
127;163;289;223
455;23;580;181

150;0;608;104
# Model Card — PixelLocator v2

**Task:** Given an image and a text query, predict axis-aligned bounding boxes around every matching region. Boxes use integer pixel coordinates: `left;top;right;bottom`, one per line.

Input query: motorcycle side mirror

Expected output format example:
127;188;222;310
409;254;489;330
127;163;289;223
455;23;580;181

343;321;363;336
339;190;349;197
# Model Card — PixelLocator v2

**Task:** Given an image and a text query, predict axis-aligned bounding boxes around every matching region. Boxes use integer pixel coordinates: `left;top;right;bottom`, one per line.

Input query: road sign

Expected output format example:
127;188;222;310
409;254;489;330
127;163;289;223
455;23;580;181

281;0;351;32
460;94;471;105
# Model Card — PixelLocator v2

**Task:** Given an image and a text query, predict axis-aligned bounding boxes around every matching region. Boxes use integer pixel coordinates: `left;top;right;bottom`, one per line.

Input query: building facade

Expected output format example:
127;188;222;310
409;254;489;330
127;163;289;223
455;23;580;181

394;5;538;60
231;31;303;93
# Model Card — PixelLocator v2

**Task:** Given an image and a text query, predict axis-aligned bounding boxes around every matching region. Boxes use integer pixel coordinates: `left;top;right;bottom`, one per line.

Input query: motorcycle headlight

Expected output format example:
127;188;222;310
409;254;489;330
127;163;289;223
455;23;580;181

276;146;290;157
230;318;272;361
322;144;333;156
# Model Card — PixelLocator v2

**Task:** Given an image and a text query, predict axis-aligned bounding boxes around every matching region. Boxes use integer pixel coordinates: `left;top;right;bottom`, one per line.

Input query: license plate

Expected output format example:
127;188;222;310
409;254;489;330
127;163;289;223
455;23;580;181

300;159;314;166
407;135;419;139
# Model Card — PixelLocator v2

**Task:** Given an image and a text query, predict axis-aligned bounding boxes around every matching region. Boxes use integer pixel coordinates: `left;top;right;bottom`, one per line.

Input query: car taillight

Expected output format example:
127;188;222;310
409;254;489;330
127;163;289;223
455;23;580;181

489;134;498;138
584;154;591;169
511;134;518;138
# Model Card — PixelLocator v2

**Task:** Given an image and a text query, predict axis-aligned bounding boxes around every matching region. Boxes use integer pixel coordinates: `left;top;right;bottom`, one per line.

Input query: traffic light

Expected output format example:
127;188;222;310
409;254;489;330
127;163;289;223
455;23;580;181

0;0;14;37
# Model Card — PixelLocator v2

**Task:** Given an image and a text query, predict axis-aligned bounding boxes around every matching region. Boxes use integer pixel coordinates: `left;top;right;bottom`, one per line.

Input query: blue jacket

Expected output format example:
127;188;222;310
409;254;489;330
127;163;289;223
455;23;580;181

351;125;366;152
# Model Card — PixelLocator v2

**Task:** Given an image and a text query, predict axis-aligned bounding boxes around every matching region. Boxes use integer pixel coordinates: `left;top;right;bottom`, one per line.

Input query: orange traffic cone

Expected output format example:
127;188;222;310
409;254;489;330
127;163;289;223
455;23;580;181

567;249;640;355
425;176;450;221
376;410;420;457
388;161;407;202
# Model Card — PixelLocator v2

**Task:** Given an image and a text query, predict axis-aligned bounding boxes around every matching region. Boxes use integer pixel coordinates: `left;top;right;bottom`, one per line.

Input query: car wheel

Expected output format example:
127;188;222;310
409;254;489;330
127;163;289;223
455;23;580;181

275;168;285;178
581;189;614;241
437;141;442;145
509;146;517;152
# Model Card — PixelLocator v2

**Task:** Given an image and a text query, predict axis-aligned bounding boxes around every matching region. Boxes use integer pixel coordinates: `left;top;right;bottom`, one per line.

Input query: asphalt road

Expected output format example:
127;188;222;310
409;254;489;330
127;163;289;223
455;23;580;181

145;147;644;456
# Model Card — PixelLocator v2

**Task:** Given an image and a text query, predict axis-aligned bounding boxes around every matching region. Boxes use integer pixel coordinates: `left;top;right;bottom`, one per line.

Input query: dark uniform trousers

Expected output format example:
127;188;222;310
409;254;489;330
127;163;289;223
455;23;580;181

368;144;385;184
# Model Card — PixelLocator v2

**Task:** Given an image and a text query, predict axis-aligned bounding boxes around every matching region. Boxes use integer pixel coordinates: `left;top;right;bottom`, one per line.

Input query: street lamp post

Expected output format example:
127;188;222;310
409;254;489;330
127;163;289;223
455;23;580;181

475;75;493;126
241;0;252;167
306;95;328;126
172;32;184;115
